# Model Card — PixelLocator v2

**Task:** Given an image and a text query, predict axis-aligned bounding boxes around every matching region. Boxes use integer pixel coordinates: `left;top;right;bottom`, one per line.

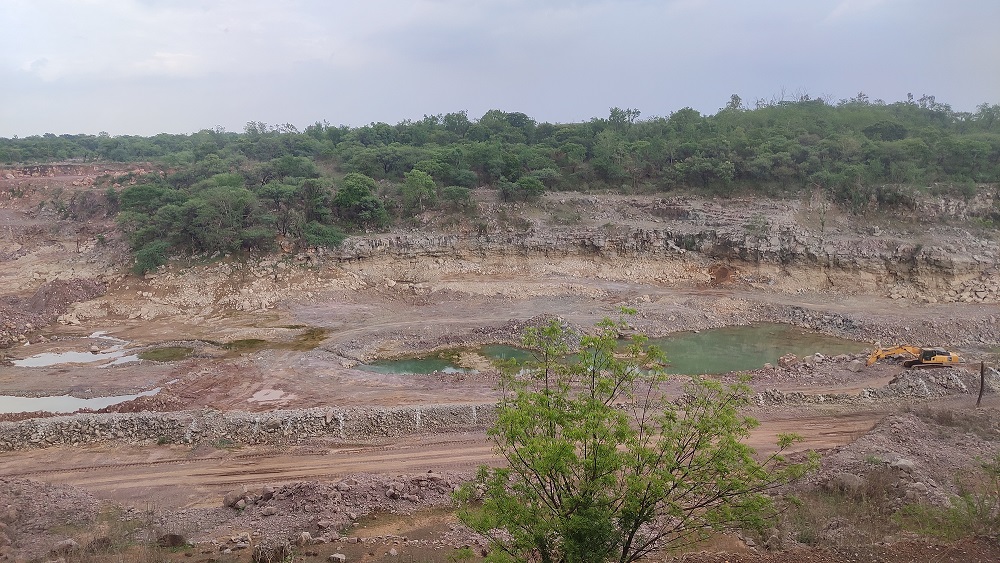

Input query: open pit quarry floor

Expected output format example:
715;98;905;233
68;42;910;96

2;167;1000;561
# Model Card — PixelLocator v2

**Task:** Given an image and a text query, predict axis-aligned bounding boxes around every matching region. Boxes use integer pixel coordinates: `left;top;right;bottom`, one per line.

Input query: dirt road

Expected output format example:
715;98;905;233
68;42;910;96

0;409;885;510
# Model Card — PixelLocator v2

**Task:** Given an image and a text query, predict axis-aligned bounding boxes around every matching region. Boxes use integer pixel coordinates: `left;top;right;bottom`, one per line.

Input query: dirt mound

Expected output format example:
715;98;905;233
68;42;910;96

708;263;734;285
0;298;46;348
159;471;471;546
97;392;186;414
0;278;106;348
767;406;1000;550
0;410;60;423
0;478;101;560
808;407;1000;501
671;536;1000;562
26;278;106;317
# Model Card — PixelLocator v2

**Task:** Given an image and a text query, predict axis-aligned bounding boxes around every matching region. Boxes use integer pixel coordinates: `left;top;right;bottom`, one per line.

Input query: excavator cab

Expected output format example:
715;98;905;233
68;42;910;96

921;349;948;362
910;348;961;367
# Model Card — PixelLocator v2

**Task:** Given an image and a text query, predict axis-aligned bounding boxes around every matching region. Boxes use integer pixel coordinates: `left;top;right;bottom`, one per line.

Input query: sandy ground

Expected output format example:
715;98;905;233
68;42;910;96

0;408;905;511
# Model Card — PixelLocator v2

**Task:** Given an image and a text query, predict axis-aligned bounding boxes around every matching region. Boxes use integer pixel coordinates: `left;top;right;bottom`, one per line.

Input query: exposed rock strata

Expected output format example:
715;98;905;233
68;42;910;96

324;224;996;303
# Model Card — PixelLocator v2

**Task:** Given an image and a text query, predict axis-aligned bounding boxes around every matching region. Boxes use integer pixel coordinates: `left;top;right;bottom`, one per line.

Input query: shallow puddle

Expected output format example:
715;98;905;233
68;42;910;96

221;327;330;356
12;348;129;368
0;388;161;414
11;331;135;368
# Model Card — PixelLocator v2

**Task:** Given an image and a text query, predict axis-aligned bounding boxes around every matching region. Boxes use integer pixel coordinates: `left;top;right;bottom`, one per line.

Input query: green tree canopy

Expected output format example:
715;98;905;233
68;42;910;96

458;316;814;563
6;94;1000;272
401;168;437;213
332;172;389;231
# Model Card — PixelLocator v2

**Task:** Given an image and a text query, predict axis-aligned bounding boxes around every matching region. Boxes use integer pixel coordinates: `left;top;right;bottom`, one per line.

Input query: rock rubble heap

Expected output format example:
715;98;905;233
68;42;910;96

752;362;998;407
947;271;1000;303
207;472;465;548
0;278;105;347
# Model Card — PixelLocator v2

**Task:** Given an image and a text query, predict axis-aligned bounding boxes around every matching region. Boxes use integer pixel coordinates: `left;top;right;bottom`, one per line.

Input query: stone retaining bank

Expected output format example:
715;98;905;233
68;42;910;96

5;367;996;451
753;367;1000;408
0;403;496;452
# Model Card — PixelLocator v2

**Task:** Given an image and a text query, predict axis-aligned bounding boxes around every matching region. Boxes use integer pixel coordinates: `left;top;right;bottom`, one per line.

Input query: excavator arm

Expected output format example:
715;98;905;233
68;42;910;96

866;346;922;366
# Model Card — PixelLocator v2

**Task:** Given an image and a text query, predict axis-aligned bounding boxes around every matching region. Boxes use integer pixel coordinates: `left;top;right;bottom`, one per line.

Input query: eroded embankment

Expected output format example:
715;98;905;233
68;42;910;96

5;192;999;348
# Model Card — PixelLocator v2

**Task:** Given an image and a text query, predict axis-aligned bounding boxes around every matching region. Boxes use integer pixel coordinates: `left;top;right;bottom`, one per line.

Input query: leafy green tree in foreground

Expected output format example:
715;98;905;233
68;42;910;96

457;316;815;563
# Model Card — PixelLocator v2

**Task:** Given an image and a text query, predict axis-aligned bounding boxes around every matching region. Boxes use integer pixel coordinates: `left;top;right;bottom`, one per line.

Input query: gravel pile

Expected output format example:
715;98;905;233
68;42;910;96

801;408;1000;506
0;478;100;560
160;471;472;549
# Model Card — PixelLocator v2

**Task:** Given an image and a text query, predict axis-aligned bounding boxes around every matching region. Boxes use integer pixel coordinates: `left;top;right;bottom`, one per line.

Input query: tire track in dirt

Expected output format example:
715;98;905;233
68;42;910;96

4;411;888;509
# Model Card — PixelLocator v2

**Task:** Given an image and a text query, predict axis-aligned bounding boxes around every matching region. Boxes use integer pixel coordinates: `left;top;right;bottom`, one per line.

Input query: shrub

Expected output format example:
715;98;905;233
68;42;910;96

133;240;170;275
302;221;346;248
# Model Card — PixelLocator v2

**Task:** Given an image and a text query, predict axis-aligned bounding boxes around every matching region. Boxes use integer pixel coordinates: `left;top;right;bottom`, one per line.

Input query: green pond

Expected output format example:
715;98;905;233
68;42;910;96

646;323;865;375
360;324;866;376
361;355;468;375
480;344;536;364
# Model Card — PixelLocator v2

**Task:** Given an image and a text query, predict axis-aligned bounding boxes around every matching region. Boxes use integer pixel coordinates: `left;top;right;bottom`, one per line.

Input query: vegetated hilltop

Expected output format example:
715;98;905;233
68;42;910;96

1;93;999;275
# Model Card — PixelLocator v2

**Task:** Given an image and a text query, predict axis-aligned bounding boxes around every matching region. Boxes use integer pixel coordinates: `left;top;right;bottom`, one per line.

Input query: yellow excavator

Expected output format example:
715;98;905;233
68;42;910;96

866;345;962;368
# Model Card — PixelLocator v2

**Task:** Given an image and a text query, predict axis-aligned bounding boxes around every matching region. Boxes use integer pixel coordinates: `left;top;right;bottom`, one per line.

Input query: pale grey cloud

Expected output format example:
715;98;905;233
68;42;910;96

825;0;895;22
0;0;997;137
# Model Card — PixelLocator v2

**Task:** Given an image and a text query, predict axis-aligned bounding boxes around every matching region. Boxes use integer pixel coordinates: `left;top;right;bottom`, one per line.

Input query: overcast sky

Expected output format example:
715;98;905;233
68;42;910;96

1;0;998;137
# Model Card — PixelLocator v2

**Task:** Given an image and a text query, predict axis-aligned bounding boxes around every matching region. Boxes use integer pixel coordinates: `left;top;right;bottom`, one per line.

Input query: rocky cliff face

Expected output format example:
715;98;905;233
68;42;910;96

2;193;998;349
33;218;997;338
328;221;996;300
0;163;144;182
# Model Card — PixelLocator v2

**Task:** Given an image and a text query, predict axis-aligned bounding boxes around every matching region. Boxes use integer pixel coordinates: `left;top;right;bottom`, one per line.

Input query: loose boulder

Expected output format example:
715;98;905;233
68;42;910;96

778;354;798;368
824;472;864;496
157;533;187;548
223;489;245;508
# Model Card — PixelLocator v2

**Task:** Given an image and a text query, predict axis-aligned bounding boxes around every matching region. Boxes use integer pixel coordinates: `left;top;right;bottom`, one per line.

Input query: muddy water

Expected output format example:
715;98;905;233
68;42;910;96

362;324;865;375
11;349;127;367
11;331;134;368
480;344;535;364
0;388;161;414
